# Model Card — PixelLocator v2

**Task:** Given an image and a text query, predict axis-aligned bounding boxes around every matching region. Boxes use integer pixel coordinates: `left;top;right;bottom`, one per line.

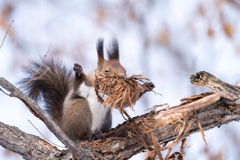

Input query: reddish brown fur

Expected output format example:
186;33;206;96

96;59;126;77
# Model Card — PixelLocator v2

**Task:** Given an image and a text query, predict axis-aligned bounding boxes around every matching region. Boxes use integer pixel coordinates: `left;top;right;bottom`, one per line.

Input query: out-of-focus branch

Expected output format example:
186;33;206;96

0;20;14;50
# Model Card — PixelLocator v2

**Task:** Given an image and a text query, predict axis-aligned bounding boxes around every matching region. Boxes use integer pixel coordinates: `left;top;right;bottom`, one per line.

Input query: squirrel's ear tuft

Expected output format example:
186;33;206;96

97;38;104;67
107;38;119;62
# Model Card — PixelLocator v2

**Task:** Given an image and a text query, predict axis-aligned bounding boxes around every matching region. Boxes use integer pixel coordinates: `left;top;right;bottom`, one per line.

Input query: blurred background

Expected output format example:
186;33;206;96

1;0;240;159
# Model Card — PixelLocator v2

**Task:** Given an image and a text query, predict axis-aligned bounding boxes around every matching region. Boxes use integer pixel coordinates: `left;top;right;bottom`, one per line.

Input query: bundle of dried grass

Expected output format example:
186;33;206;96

93;73;152;112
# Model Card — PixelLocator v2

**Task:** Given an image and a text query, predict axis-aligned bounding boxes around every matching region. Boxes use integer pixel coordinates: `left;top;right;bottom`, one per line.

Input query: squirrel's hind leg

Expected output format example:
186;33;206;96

61;96;92;144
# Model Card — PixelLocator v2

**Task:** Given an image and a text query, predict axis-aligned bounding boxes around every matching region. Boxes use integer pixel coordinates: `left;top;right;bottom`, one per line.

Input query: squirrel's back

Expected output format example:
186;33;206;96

20;59;73;125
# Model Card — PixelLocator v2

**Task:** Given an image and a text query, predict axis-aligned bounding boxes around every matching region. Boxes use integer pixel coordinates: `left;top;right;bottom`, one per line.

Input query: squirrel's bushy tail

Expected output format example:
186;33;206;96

20;59;73;125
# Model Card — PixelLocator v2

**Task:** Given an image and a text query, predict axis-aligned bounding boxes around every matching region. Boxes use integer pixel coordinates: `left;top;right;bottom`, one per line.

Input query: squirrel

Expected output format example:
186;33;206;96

20;38;155;144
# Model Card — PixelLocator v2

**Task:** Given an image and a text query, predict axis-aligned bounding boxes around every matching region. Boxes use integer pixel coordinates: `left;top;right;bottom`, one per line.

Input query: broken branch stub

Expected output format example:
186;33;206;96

190;71;240;101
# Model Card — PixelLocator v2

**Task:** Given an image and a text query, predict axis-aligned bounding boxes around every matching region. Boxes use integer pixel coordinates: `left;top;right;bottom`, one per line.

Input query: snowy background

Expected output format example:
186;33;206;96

1;0;240;159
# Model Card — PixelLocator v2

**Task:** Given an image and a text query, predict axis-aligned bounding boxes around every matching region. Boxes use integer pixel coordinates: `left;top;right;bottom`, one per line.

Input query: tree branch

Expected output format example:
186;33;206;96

0;121;72;160
80;93;240;159
1;71;240;159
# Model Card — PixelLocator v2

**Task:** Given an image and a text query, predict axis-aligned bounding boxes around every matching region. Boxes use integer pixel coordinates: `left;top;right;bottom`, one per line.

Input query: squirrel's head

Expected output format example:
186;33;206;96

96;39;126;77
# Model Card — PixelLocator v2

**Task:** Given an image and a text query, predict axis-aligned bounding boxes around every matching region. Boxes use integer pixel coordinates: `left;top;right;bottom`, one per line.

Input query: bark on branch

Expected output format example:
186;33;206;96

1;71;240;159
0;121;72;160
190;71;240;101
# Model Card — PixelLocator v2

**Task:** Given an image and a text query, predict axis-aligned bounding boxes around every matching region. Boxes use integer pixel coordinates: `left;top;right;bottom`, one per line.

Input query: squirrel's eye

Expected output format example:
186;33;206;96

105;70;110;73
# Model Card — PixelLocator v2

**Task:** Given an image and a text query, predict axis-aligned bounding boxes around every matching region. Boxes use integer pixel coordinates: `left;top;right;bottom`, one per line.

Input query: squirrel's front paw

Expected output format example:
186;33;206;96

190;71;208;86
73;63;83;77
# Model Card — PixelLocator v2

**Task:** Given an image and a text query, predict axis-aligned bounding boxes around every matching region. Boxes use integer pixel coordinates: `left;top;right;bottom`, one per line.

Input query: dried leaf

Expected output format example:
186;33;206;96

223;23;234;38
198;5;205;16
156;28;170;45
207;27;215;37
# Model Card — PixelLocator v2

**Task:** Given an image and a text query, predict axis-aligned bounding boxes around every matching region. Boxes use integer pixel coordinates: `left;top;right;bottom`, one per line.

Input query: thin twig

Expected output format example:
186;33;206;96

23;65;34;75
0;20;14;50
28;120;67;148
31;67;50;80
